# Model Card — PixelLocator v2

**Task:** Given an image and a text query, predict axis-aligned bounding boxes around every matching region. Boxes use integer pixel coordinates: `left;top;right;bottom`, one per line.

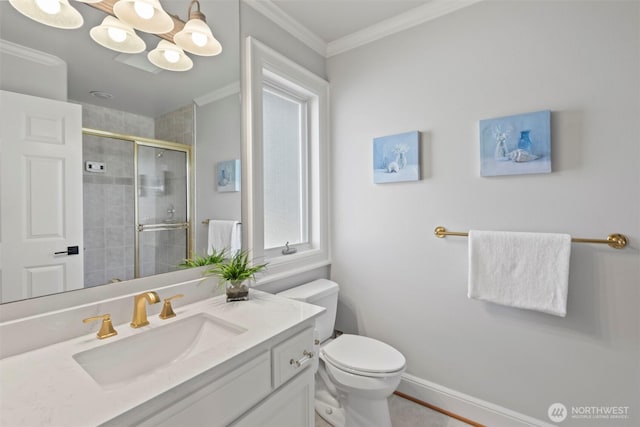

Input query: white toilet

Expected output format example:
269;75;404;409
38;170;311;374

278;279;406;427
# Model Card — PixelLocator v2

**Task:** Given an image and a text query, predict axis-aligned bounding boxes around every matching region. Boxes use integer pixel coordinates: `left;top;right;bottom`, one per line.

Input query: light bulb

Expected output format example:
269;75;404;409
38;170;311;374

35;0;61;15
133;1;154;20
163;50;180;63
191;31;208;47
107;27;128;43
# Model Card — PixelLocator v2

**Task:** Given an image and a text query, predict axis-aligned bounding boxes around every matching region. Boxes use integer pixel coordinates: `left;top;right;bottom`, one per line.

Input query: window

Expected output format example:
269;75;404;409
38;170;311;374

244;37;330;281
262;83;309;252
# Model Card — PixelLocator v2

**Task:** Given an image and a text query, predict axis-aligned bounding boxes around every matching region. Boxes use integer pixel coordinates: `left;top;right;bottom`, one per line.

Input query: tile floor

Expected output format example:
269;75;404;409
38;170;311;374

315;394;471;426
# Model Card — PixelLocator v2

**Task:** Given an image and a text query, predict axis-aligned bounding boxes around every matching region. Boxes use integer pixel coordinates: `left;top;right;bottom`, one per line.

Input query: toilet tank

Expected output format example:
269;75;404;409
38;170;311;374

277;279;339;343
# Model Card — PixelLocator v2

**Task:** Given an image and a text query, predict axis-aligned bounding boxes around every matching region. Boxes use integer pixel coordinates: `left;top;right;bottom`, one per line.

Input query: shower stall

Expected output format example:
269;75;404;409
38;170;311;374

82;129;192;287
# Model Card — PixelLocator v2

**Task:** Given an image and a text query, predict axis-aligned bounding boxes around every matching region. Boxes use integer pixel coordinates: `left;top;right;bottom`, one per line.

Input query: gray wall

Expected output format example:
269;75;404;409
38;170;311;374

0;40;66;101
240;2;326;80
195;94;242;256
328;1;639;425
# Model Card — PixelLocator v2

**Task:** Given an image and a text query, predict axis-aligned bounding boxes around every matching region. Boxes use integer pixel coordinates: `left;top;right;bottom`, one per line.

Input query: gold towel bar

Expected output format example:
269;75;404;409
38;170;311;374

434;226;628;249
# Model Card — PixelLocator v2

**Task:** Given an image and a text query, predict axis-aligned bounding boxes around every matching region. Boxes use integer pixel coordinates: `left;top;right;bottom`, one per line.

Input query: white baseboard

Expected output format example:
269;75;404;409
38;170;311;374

397;373;555;427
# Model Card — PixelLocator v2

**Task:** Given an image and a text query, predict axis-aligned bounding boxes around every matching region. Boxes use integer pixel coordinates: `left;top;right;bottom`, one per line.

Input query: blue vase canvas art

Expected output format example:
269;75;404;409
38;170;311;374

373;131;420;184
217;159;241;192
479;110;551;177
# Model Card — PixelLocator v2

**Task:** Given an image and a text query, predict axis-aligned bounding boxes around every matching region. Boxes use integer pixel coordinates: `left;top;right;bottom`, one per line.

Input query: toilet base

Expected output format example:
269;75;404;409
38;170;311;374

314;387;392;427
343;395;392;427
315;399;345;427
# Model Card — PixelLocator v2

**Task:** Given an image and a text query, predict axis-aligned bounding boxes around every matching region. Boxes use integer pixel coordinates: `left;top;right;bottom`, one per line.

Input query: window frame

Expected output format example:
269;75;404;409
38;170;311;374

243;37;330;284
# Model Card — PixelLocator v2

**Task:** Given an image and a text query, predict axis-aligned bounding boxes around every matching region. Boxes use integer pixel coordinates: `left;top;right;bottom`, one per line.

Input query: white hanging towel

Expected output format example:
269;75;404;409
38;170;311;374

207;220;241;256
468;230;572;317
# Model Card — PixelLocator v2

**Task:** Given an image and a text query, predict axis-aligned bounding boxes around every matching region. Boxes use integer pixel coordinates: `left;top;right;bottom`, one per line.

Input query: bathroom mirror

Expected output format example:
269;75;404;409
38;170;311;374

0;0;241;304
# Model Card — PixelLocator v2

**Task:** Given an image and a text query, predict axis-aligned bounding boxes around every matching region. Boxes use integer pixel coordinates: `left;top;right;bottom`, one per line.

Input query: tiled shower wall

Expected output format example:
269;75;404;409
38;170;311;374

82;103;156;138
82;134;135;287
80;102;193;287
155;104;194;146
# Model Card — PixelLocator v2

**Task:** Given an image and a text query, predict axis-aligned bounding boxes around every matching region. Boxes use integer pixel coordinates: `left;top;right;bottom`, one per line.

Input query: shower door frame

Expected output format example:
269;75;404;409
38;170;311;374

82;128;194;279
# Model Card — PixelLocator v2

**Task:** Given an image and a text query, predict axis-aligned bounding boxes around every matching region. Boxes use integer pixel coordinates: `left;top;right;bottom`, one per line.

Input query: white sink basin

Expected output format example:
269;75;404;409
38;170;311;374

73;313;246;388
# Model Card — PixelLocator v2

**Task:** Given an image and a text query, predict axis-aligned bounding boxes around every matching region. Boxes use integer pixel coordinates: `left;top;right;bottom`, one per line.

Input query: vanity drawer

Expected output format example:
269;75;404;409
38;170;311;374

272;326;315;388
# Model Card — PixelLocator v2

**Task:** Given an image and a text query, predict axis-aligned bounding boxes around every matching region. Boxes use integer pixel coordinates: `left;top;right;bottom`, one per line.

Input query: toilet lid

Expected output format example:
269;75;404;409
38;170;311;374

321;334;406;375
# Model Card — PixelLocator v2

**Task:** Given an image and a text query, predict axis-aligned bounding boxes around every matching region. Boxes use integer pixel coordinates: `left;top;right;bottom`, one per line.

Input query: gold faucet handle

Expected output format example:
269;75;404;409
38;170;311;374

83;314;118;339
159;294;184;319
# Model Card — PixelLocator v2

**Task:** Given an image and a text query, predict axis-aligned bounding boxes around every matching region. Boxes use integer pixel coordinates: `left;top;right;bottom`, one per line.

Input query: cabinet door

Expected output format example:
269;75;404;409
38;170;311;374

232;368;314;427
135;351;271;427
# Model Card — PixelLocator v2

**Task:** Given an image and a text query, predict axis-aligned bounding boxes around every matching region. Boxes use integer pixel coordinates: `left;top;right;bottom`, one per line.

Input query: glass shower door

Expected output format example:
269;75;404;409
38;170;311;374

136;144;190;278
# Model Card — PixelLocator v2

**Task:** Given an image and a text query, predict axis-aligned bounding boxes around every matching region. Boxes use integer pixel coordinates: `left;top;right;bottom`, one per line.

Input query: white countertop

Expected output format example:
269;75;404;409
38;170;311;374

0;290;323;427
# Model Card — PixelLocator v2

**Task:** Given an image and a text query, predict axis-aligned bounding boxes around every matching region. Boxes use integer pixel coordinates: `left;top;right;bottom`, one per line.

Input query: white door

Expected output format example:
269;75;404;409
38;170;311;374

0;90;83;303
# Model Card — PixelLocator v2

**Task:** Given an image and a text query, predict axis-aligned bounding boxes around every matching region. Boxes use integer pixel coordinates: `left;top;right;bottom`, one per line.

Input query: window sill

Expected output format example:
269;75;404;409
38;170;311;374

253;258;331;288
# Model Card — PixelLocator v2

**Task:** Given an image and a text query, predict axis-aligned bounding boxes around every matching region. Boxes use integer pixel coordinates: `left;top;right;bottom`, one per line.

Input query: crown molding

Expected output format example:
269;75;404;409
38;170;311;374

242;0;482;59
326;0;484;57
194;81;241;106
0;39;66;67
243;0;327;57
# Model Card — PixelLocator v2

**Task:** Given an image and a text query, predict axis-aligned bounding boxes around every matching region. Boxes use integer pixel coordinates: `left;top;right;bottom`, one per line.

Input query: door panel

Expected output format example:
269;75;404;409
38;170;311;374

26;265;65;296
0;90;83;303
27;156;64;238
24;114;65;144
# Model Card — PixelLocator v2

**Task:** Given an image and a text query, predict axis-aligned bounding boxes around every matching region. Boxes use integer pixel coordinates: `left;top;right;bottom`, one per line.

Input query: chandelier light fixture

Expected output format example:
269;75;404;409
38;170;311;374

112;0;173;34
8;0;87;29
148;39;193;72
8;0;221;72
173;0;221;56
90;15;146;53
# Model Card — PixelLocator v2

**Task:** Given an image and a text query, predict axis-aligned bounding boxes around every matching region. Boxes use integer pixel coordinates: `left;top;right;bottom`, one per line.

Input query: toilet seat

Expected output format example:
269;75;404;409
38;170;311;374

321;334;406;377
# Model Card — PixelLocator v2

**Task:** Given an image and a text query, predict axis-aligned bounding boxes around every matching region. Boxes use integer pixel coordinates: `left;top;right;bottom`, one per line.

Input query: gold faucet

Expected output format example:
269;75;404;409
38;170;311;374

83;314;118;339
159;294;184;319
130;291;161;328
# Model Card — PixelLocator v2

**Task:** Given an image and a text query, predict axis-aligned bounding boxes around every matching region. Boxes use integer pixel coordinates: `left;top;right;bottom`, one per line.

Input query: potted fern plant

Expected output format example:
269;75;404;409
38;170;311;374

177;248;227;269
205;250;267;302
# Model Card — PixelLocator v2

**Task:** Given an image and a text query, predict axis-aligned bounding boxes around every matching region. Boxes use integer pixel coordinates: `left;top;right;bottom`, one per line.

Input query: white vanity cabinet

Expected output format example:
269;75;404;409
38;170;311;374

232;368;314;427
0;291;324;427
105;326;316;427
232;328;316;427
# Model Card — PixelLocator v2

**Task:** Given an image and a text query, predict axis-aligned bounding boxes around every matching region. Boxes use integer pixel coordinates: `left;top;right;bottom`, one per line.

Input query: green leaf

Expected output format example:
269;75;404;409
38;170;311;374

204;249;268;284
177;247;228;268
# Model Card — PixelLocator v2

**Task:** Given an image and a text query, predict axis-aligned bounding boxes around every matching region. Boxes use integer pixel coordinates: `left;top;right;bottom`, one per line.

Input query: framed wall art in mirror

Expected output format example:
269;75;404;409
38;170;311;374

217;159;241;192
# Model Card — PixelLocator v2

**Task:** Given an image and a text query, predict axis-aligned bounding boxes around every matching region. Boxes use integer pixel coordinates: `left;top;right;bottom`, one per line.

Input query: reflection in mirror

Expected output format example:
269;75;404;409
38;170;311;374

82;130;192;289
0;0;241;305
136;143;190;279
